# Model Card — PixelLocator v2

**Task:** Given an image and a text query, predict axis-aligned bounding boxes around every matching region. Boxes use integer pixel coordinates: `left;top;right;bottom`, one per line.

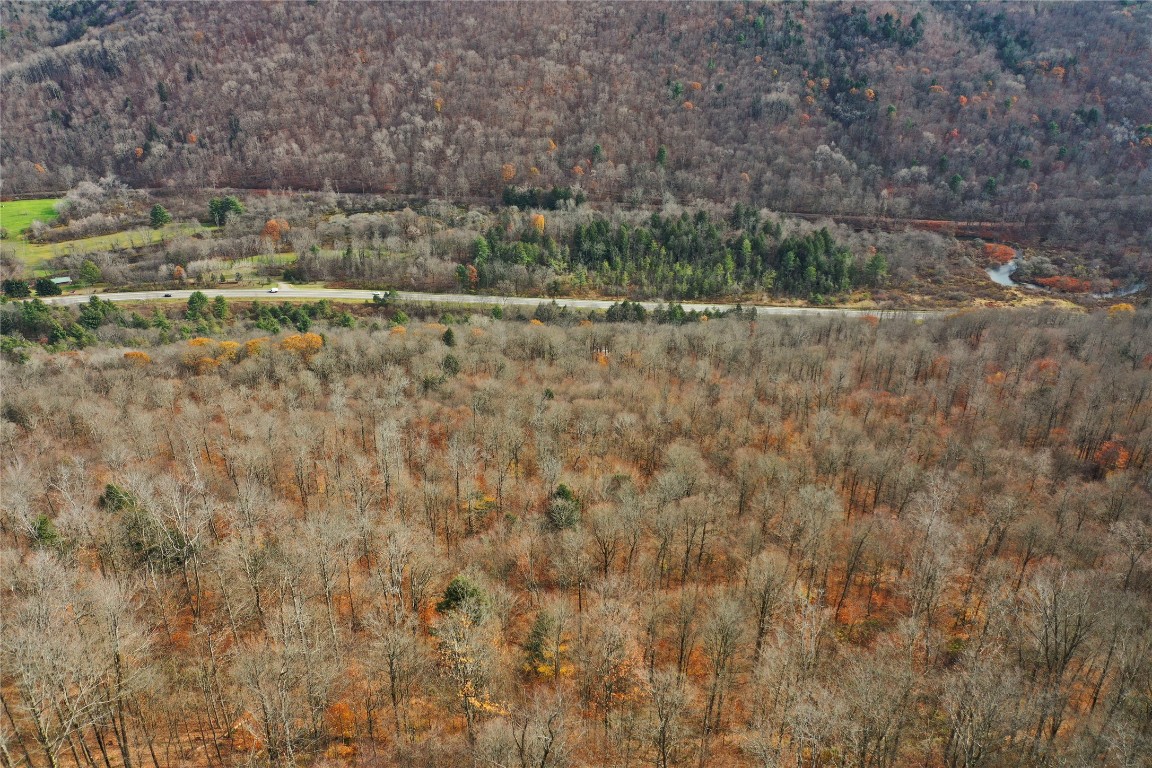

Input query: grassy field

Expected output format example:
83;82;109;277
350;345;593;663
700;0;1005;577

10;222;210;269
0;198;61;237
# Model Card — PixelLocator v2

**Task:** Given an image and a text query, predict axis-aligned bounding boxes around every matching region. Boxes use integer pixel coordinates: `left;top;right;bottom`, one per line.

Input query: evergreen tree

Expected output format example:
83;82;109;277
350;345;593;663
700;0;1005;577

34;277;62;296
208;195;243;226
150;204;172;228
186;291;209;319
2;279;31;298
78;260;102;285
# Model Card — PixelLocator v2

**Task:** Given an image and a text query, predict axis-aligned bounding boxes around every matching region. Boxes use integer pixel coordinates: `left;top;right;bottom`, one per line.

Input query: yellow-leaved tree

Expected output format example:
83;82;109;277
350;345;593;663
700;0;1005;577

280;332;324;360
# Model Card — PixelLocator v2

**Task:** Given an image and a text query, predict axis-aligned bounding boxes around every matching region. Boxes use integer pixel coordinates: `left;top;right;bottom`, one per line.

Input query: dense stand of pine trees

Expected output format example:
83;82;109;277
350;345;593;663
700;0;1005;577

473;209;887;301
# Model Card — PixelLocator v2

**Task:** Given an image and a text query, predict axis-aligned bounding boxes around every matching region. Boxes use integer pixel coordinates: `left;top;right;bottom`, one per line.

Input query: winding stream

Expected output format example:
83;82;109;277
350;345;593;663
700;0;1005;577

984;248;1145;299
986;258;1020;287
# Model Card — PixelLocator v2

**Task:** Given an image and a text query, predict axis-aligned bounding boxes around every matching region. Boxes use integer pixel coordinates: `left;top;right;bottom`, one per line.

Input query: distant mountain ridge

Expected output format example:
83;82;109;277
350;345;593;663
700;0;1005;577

1;1;1149;250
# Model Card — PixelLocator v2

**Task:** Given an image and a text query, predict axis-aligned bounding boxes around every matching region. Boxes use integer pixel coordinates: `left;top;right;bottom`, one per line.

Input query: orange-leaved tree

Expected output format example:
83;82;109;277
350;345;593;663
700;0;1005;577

123;350;152;366
1094;440;1130;475
280;332;324;360
325;701;356;743
244;337;271;357
182;337;241;373
262;218;290;242
982;243;1016;264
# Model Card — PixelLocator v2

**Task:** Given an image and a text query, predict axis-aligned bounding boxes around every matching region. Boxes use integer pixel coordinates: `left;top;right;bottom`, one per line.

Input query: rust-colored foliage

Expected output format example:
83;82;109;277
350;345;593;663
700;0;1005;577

230;714;263;753
1035;276;1092;293
1028;357;1060;385
325;701;357;741
261;218;290;241
1094;440;1130;473
983;243;1016;264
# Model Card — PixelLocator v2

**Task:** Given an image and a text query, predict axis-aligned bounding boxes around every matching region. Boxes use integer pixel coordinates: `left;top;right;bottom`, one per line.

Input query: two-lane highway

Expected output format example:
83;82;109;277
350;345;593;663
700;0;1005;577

39;286;943;320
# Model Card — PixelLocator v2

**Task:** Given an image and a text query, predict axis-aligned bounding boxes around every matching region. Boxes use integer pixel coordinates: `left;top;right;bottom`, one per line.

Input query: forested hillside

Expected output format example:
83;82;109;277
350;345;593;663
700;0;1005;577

2;1;1151;253
2;302;1151;767
2;2;1152;766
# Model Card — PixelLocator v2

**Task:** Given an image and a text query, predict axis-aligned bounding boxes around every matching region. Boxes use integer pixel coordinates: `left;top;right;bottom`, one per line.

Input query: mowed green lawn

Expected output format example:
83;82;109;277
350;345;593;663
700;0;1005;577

0;198;61;237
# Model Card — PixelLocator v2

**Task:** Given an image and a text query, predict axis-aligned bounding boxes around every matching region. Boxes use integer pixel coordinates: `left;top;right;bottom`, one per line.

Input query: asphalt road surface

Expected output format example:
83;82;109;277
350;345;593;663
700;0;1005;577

40;285;943;320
